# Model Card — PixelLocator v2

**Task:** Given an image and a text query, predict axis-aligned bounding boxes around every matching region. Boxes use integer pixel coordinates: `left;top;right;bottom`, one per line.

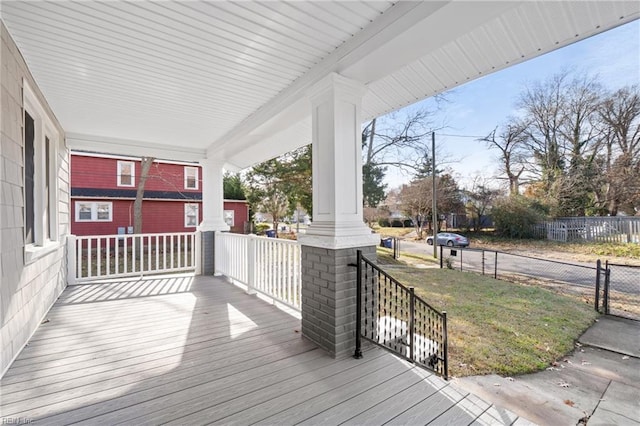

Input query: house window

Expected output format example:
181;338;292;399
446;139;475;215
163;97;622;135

185;203;199;227
118;161;135;187
24;112;35;244
184;166;198;190
224;210;235;227
23;80;59;254
75;202;112;222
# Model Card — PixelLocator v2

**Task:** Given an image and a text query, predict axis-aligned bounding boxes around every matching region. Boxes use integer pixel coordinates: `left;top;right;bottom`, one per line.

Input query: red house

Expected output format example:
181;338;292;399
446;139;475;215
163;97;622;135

71;152;249;236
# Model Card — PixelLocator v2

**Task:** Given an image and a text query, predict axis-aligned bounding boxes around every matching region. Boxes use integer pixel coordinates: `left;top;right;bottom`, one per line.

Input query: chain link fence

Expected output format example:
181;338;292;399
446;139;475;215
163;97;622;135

602;263;640;320
439;246;598;302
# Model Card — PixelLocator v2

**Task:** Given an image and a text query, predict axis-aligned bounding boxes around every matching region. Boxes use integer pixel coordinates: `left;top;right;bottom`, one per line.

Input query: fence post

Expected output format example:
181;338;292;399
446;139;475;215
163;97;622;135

595;259;601;312
409;287;415;362
247;235;257;295
482;250;485;275
460;248;463;271
439;245;443;268
442;311;448;380
354;250;363;359
604;260;610;315
494;251;498;279
66;234;77;285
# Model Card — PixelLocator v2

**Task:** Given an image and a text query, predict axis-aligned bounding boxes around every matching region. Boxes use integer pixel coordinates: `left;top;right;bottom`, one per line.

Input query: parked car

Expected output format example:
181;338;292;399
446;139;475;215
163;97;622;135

426;232;469;247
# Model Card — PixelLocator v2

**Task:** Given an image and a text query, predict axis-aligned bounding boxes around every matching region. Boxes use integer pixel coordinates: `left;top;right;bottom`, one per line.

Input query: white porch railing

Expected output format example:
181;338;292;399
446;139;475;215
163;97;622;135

67;232;197;284
215;233;302;311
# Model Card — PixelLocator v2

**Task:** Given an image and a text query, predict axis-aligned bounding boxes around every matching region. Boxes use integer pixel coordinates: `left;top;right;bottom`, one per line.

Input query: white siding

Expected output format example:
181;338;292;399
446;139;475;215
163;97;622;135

0;21;68;377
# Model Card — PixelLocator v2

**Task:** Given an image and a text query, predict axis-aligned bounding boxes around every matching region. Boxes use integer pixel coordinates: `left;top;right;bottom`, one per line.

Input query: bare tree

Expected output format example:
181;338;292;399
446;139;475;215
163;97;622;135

597;85;640;215
464;175;503;231
480;121;528;196
133;156;155;234
518;72;568;191
398;174;463;238
362;107;449;175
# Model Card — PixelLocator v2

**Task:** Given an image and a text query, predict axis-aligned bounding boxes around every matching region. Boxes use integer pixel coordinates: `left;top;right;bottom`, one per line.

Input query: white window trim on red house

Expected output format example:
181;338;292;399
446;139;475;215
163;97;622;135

117;160;135;187
185;203;199;228
184;166;198;190
224;210;234;227
75;201;113;222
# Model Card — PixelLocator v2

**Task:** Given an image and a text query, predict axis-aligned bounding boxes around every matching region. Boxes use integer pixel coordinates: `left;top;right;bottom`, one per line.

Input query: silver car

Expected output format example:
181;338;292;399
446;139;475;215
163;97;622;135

426;232;469;247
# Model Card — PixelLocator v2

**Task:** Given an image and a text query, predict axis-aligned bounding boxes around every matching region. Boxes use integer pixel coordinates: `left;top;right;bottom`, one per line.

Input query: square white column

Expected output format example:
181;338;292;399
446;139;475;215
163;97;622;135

299;73;378;250
198;158;230;232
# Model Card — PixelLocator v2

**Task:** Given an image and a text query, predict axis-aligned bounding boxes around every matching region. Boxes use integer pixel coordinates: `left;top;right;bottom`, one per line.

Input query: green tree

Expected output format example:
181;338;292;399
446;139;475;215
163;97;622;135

362;163;387;207
223;172;246;200
245;145;312;221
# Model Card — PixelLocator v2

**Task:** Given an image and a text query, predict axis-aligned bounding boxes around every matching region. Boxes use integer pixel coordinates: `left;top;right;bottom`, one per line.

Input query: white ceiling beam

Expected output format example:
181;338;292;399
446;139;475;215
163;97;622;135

67;133;206;163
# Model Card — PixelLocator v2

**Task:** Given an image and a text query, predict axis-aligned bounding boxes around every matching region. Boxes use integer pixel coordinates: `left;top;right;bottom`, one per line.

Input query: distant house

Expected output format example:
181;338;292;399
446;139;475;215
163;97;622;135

71;152;249;235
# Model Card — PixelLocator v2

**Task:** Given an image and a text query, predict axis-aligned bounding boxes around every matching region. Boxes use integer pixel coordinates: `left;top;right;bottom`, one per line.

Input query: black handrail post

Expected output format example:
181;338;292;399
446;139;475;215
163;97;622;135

482;250;485;275
409;287;415;362
595;259;601;312
354;250;363;359
604;260;610;315
442;311;448;380
439;245;443;268
494;251;498;279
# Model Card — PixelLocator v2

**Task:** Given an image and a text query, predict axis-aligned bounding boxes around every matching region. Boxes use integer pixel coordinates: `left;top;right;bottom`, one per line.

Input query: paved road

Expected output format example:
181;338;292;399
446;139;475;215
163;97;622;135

396;239;638;296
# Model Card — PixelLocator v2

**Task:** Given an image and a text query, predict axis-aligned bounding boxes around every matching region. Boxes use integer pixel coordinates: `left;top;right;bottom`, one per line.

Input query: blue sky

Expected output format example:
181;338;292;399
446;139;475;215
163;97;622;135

384;19;640;190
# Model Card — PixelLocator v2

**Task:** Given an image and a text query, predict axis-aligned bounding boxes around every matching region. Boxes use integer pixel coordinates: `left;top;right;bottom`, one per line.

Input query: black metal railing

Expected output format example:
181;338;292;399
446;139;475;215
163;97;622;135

354;250;448;379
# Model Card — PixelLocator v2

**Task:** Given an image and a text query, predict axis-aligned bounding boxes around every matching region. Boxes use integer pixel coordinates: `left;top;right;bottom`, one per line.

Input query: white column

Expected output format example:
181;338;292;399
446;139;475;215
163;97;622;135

298;73;378;249
198;158;230;232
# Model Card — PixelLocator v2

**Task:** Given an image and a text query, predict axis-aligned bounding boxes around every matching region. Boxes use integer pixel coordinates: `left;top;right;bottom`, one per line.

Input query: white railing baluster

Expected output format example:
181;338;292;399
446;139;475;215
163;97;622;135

76;237;82;279
87;238;92;278
71;232;197;283
170;235;175;270
212;233;301;311
124;236;129;274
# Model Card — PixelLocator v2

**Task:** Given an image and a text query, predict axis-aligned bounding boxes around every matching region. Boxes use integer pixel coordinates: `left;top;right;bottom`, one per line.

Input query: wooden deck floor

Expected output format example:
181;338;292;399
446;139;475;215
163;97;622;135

1;274;531;425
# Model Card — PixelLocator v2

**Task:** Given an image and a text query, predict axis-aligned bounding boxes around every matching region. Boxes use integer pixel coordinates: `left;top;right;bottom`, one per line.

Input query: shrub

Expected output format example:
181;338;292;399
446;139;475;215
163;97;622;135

378;218;391;227
391;219;404;228
255;223;270;235
403;219;413;228
492;196;546;239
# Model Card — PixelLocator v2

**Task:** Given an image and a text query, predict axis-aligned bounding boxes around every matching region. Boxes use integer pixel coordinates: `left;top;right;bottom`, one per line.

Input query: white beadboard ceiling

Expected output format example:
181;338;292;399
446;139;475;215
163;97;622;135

1;1;638;169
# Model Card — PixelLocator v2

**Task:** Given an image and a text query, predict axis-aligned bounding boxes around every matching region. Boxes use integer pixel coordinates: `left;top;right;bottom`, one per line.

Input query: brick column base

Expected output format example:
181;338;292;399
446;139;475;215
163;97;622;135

301;245;376;358
200;231;215;275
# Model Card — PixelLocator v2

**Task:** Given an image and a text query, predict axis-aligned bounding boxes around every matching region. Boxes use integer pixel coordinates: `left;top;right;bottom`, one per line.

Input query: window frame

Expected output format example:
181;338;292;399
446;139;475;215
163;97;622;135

184;203;199;228
117;160;135;187
224;209;235;227
23;80;60;263
184;166;199;190
75;201;113;222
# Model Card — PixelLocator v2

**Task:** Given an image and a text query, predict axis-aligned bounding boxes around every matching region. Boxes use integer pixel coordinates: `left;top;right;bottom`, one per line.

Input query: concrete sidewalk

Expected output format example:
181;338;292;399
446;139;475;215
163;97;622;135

453;316;640;425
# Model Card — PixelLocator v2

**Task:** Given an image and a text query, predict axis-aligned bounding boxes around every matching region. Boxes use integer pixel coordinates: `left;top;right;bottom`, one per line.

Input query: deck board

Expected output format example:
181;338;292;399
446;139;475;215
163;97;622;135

0;274;526;425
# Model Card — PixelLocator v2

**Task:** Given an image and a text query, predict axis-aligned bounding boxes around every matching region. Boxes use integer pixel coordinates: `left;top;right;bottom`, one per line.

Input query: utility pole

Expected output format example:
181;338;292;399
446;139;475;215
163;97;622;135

431;132;438;259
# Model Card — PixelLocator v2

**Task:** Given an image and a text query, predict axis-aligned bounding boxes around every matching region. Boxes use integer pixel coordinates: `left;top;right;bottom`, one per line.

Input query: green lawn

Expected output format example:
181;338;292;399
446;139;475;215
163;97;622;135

375;258;598;378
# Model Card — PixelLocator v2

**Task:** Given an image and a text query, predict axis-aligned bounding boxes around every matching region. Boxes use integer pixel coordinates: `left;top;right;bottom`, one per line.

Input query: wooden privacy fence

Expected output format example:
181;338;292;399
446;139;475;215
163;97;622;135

67;232;198;283
215;233;302;311
534;217;640;243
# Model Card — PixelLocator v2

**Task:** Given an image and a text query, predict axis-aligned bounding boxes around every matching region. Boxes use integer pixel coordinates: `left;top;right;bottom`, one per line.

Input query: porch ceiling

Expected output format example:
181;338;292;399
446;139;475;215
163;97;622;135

1;1;638;168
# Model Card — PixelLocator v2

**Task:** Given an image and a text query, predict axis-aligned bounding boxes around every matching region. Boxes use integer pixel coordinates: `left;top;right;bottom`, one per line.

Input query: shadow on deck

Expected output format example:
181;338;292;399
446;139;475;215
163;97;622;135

1;274;525;425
